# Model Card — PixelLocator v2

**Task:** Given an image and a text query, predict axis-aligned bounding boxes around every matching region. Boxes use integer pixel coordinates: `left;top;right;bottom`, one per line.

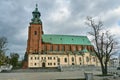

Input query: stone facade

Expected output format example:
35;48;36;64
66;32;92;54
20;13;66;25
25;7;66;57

28;52;100;68
23;5;100;68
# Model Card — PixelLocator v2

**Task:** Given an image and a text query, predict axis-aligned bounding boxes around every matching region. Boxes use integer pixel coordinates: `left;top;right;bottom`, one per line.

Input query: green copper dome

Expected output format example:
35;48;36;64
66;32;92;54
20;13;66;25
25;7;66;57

30;4;42;24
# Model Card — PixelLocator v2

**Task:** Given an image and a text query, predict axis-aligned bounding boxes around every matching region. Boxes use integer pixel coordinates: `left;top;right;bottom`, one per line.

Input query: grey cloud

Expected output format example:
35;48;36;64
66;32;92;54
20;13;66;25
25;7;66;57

0;0;120;59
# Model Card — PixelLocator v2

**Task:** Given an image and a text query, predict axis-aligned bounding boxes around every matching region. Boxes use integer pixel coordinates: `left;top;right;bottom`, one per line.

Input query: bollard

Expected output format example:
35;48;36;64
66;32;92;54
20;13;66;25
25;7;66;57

84;72;93;80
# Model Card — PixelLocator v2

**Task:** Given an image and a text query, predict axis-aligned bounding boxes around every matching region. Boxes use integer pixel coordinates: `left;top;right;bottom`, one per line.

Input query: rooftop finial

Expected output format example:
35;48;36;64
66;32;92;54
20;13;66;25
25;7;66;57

31;4;42;24
36;4;38;8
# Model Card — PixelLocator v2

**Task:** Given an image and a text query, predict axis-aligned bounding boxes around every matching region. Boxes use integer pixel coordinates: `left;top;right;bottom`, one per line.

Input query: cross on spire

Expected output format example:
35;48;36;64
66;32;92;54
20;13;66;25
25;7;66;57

36;4;38;8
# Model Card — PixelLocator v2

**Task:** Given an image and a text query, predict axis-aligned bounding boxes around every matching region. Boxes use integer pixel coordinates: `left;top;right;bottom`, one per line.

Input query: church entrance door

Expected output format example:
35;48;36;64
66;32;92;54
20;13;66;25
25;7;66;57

42;62;46;68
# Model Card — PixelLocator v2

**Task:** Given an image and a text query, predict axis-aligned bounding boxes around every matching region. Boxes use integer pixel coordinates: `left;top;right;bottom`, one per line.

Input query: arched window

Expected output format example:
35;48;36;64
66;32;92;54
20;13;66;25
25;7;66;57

62;45;65;51
57;58;60;62
50;45;53;51
56;45;59;51
79;57;82;61
73;46;76;51
72;57;74;62
44;45;47;51
34;31;37;35
64;58;67;62
76;46;78;51
34;63;37;66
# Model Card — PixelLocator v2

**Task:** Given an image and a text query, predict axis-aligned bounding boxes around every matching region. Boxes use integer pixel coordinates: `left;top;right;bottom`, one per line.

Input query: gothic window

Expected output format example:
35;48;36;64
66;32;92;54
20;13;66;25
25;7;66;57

76;46;78;51
50;45;53;51
78;46;81;51
34;31;37;35
56;45;59;51
44;45;47;51
62;45;65;51
81;45;84;50
69;45;71;51
68;45;70;51
73;46;76;51
66;45;70;51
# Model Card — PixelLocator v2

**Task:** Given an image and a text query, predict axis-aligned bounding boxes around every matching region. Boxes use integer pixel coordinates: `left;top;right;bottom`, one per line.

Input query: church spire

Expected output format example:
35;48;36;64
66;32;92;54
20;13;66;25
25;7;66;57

30;4;42;24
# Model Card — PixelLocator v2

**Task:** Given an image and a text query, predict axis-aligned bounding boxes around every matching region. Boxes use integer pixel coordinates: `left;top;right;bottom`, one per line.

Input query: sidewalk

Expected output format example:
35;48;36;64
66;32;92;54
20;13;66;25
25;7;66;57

1;70;120;80
0;70;102;80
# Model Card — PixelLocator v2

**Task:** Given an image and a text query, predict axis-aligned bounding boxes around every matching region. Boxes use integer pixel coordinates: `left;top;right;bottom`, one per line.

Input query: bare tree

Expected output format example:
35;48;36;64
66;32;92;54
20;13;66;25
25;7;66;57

86;17;117;75
0;37;8;65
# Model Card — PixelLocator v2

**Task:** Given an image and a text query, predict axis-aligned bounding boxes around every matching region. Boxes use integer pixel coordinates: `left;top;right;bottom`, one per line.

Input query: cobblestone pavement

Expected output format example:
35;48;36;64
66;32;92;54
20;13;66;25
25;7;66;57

0;71;119;80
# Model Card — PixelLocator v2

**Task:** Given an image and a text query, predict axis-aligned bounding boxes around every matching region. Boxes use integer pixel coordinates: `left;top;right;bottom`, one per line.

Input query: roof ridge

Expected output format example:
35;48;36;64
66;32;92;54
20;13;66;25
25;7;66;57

42;34;87;37
42;34;92;45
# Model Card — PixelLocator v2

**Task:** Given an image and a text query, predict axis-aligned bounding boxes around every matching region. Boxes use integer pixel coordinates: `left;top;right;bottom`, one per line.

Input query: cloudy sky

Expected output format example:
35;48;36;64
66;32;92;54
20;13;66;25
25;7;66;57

0;0;120;59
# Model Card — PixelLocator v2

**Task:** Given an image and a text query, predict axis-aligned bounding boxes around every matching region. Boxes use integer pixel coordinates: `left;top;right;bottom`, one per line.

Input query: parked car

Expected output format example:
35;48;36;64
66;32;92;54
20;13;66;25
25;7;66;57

0;64;13;72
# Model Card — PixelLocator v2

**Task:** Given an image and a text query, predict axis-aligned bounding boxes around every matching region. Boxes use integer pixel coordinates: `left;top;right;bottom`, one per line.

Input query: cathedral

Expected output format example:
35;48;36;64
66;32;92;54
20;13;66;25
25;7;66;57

23;5;100;68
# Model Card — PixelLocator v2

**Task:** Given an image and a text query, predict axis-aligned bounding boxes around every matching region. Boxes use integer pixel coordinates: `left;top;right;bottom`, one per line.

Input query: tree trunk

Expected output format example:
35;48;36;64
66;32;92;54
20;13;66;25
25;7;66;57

100;59;108;75
104;62;108;75
101;62;105;75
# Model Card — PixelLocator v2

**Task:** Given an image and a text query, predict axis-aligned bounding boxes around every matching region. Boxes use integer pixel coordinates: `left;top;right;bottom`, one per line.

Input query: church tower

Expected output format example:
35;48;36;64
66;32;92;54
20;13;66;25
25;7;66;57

27;4;43;54
23;4;43;68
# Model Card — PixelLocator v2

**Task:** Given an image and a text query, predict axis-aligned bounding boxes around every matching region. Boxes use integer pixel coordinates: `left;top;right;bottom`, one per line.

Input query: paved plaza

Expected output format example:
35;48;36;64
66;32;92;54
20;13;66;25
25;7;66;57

0;70;120;80
0;71;100;80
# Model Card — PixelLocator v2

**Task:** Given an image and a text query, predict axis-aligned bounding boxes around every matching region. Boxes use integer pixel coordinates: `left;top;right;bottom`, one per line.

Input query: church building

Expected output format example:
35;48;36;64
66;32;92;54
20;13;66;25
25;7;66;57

23;5;100;68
